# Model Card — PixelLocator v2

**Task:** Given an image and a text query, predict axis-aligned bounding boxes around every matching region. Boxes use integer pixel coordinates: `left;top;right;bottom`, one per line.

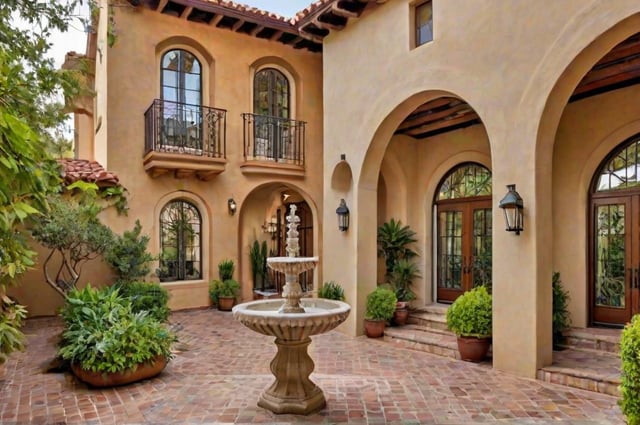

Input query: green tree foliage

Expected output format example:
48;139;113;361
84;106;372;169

31;194;114;297
105;220;155;283
0;0;82;360
377;218;418;281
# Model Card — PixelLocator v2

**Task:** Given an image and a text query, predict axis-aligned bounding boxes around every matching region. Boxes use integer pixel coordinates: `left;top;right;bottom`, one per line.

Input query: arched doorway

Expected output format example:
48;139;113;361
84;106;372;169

589;134;640;325
435;163;492;302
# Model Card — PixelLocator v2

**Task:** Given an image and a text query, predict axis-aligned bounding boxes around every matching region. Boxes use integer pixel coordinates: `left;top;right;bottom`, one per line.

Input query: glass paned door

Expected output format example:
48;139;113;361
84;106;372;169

437;199;492;302
591;197;637;324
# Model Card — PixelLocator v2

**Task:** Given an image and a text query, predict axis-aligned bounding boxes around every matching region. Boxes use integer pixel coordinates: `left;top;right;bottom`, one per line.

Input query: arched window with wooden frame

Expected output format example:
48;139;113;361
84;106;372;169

251;68;291;160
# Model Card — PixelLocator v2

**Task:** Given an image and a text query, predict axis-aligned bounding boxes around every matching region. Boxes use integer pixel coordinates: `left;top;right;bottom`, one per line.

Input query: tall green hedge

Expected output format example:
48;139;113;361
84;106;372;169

620;315;640;424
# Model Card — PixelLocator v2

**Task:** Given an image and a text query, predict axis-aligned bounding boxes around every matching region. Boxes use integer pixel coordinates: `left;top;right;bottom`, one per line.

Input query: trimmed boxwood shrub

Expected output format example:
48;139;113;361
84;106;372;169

58;285;176;374
446;285;492;338
365;287;397;321
620;314;640;424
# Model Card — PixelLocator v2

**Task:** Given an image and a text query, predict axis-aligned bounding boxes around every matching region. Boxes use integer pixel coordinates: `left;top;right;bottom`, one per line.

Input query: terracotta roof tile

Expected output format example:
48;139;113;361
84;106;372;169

57;159;120;187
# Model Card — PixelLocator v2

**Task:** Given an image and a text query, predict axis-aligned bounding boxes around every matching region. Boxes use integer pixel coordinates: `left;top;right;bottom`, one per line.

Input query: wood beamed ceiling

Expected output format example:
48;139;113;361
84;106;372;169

396;32;640;140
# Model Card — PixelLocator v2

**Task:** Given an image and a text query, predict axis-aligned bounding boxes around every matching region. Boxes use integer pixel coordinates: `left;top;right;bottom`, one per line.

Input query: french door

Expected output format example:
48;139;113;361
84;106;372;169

437;198;492;303
590;195;640;325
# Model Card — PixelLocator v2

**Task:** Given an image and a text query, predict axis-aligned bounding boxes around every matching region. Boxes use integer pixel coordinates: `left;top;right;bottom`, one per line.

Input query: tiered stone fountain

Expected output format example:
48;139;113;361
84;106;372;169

233;205;351;415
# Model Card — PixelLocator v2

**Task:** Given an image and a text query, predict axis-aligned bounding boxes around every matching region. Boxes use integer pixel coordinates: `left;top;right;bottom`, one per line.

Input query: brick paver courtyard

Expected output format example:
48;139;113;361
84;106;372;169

0;309;625;424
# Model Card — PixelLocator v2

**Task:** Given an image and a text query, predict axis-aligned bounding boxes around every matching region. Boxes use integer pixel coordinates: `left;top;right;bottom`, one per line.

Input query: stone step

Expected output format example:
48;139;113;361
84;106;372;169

560;327;621;354
407;304;450;331
383;324;460;359
537;348;621;397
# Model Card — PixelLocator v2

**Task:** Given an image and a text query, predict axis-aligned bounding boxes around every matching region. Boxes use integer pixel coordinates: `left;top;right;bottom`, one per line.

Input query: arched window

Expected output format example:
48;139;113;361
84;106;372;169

251;68;292;160
435;163;492;302
160;49;202;150
254;68;289;118
159;200;202;282
590;135;640;325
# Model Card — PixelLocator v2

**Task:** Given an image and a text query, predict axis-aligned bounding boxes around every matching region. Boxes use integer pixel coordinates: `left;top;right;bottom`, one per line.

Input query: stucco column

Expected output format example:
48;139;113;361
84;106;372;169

491;140;553;378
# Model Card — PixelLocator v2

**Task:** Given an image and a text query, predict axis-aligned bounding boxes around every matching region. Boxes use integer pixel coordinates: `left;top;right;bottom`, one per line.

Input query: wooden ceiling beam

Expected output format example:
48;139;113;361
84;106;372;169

578;55;640;87
313;17;345;31
402;112;479;137
331;3;360;19
250;25;265;36
398;103;473;131
270;30;283;40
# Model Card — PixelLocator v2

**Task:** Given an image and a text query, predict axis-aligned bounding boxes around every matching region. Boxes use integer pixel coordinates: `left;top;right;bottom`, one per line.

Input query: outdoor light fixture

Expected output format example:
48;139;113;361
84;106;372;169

336;198;350;232
227;198;237;215
262;216;278;235
498;184;524;235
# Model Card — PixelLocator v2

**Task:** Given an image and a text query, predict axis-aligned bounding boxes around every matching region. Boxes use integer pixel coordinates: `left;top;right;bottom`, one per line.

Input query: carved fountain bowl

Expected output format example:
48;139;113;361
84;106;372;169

232;298;351;340
266;256;319;274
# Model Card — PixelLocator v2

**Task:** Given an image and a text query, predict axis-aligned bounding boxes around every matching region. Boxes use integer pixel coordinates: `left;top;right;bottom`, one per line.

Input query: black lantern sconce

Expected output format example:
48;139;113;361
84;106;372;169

227;198;237;215
336;198;350;232
498;184;523;235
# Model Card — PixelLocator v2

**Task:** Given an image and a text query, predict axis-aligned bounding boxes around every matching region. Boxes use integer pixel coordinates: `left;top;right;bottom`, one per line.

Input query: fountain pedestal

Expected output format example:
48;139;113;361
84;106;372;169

258;337;325;414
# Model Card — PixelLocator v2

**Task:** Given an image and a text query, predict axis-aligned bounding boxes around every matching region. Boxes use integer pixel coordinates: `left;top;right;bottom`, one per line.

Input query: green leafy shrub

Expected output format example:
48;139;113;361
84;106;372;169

318;281;346;301
209;279;241;305
0;296;27;364
389;259;420;302
218;259;235;281
117;281;170;322
552;272;571;347
446;286;492;337
365;287;397;321
105;220;155;283
58;285;176;374
620;314;640;425
377;219;418;281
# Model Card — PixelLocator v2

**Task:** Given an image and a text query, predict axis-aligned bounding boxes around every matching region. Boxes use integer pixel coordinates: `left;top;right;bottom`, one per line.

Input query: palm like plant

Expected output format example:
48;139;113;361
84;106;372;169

377;219;418;280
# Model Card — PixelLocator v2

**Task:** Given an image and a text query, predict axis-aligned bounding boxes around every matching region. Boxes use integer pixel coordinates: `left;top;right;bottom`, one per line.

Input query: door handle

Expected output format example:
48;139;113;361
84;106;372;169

635;268;639;289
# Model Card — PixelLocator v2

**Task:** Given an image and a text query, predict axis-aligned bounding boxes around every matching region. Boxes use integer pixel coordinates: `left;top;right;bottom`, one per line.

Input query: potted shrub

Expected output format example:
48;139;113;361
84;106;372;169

389;259;420;325
445;285;492;362
58;285;176;387
317;281;346;301
619;314;640;424
209;259;240;311
364;287;397;338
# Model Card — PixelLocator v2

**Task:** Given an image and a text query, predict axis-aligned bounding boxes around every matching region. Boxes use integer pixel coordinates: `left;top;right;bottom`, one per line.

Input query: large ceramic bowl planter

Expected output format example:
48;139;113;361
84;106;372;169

71;355;168;387
217;296;235;311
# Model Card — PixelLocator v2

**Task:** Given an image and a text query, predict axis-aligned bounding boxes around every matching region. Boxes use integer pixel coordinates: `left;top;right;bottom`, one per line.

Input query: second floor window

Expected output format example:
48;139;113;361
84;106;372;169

161;49;201;107
254;68;289;119
415;1;433;47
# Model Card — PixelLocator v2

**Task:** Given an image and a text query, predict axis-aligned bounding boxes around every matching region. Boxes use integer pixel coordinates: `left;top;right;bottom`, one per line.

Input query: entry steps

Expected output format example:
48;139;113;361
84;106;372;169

382;303;622;397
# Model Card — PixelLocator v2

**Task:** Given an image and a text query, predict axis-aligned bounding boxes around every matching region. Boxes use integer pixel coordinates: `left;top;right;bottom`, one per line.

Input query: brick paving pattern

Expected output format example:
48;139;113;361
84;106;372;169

0;309;625;424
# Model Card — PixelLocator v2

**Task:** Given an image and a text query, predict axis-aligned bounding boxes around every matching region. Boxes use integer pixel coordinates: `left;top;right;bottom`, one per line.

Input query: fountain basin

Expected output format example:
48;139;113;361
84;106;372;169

266;256;319;274
232;298;350;340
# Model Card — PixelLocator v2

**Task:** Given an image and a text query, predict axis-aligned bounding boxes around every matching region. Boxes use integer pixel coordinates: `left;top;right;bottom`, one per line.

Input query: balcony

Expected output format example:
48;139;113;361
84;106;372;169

241;113;306;177
143;99;227;181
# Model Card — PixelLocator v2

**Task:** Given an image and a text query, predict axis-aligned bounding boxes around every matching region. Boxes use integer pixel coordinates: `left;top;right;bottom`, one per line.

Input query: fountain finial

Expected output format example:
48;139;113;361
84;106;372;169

285;205;300;258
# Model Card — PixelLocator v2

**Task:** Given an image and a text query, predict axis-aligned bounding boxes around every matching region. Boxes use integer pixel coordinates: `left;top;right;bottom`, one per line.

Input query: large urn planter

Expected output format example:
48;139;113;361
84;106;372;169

71;356;168;387
456;336;491;362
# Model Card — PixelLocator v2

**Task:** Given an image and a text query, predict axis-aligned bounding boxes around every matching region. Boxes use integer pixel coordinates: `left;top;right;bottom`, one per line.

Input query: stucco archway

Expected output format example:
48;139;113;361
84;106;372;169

238;182;321;301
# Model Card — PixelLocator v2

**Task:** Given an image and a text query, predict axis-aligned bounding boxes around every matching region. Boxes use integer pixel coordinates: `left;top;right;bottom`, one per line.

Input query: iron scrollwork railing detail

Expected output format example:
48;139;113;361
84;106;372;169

242;113;306;165
144;99;226;158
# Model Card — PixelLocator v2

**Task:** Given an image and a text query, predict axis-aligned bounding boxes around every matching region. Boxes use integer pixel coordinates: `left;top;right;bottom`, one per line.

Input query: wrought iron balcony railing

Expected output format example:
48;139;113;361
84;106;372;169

242;113;306;166
145;99;226;158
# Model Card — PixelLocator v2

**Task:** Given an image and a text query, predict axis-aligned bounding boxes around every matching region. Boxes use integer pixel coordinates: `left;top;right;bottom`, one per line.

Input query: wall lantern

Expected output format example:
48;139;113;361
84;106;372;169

227;198;237;215
262;216;278;235
336;198;350;232
498;184;523;235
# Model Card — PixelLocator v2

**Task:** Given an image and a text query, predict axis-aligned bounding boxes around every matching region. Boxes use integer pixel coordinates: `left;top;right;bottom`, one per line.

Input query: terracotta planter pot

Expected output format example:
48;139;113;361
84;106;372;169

456;336;491;362
364;318;386;338
217;296;235;311
71;356;168;387
392;307;409;326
